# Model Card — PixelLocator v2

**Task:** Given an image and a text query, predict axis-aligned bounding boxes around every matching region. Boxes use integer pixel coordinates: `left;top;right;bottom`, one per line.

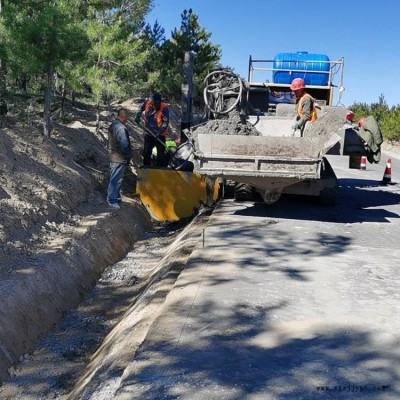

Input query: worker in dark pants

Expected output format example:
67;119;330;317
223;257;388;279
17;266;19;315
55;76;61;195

107;108;132;209
135;92;170;167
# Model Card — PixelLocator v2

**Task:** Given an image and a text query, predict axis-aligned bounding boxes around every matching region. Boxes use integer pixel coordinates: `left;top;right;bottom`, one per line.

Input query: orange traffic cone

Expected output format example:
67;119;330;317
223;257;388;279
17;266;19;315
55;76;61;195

381;159;392;185
360;156;367;170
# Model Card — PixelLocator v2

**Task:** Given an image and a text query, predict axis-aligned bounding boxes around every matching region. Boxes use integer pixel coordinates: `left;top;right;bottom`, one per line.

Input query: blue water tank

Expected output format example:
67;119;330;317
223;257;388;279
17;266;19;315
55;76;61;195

273;51;330;86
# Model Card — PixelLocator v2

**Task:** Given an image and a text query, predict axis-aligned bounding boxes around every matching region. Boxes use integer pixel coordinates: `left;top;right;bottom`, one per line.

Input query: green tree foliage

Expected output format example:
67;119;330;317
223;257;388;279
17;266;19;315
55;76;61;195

77;1;152;111
156;9;222;100
1;0;90;135
134;20;166;95
3;1;88;76
380;108;400;142
0;3;224;126
0;0;153;133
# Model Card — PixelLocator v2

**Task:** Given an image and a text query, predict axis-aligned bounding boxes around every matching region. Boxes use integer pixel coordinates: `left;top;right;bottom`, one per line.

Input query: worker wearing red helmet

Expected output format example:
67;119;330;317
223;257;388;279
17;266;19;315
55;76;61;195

346;110;355;123
291;78;318;135
344;110;356;129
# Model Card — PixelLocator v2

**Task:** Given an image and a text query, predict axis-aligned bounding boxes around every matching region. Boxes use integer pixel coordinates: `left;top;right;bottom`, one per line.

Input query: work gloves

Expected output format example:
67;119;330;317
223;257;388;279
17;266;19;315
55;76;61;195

293;123;301;130
134;114;141;124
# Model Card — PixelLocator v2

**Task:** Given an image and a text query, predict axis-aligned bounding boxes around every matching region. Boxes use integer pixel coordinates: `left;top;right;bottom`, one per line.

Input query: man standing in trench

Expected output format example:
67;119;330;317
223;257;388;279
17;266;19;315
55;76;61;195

291;77;318;136
107;108;132;209
135;92;170;167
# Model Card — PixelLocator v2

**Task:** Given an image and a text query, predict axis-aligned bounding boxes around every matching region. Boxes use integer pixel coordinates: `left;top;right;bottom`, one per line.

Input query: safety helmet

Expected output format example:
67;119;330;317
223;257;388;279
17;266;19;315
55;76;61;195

346;111;355;122
290;78;305;91
358;117;366;127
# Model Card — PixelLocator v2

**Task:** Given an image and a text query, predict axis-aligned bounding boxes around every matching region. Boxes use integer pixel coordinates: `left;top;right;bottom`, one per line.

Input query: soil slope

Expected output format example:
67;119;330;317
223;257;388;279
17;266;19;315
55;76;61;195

0;96;155;382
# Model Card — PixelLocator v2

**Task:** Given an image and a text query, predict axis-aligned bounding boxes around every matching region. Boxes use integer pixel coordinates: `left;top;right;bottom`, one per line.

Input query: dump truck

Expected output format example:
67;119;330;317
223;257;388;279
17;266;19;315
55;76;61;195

192;51;368;206
137;51;371;220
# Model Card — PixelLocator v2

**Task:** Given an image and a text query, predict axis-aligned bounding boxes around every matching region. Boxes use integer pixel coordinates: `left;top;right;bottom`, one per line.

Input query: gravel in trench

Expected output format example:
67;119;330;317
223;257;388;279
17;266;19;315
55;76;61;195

0;213;210;400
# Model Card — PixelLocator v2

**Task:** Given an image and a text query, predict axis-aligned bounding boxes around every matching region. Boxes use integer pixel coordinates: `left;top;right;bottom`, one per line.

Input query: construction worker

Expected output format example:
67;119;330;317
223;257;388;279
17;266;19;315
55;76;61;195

343;110;356;130
346;110;355;125
291;77;317;136
135;92;170;167
107;108;132;209
357;116;384;163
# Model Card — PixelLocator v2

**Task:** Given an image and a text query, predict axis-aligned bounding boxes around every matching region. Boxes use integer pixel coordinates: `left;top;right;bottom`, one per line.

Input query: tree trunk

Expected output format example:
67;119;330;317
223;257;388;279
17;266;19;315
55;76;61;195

181;51;194;141
60;83;66;120
95;101;100;133
43;62;54;137
16;76;27;92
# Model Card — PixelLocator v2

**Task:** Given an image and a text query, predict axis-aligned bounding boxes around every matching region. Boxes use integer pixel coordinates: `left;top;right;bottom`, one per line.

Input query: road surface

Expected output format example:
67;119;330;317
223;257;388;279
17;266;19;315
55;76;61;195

69;153;400;400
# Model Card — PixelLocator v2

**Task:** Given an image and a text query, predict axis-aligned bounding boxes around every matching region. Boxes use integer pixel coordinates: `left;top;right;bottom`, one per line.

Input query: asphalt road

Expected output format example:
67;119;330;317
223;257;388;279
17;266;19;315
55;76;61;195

69;152;400;400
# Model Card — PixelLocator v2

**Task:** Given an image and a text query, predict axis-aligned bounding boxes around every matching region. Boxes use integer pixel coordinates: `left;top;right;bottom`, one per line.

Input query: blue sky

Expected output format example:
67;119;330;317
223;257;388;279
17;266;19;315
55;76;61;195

147;0;400;108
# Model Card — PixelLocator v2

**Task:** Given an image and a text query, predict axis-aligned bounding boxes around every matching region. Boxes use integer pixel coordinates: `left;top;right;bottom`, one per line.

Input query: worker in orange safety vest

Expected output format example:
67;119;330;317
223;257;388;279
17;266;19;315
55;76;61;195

135;92;170;167
290;78;318;136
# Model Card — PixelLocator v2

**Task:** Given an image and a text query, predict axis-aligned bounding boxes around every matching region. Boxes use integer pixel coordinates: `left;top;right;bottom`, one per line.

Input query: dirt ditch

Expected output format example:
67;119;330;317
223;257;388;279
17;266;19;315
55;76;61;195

0;94;215;396
0;206;211;399
0;199;151;384
0;96;156;386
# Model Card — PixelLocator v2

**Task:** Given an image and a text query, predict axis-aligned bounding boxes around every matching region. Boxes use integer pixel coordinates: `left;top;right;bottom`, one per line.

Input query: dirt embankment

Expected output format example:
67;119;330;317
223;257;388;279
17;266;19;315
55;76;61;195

0;97;154;383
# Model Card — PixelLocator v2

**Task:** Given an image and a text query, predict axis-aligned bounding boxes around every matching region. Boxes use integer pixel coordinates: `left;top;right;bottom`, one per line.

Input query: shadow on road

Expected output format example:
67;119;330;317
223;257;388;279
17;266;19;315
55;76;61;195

118;298;399;399
233;177;400;224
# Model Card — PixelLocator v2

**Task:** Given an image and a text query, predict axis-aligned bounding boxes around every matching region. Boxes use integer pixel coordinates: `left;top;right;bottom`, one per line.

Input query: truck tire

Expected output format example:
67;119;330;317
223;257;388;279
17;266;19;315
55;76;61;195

319;157;339;207
234;182;255;201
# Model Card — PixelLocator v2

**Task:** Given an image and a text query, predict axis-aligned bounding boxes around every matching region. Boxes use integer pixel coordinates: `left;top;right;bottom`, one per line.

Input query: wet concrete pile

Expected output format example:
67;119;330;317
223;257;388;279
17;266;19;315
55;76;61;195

193;96;260;137
275;102;349;138
193;110;260;136
192;100;347;140
304;106;348;137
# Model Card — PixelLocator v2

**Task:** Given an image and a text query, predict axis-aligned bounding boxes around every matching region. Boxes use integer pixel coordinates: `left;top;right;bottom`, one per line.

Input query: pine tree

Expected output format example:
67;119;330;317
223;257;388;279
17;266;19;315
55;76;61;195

157;9;222;101
75;0;152;127
1;0;89;136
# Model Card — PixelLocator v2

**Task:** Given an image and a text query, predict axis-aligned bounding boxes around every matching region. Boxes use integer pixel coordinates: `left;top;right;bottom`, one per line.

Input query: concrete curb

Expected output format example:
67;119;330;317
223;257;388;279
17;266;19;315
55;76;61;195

66;208;212;400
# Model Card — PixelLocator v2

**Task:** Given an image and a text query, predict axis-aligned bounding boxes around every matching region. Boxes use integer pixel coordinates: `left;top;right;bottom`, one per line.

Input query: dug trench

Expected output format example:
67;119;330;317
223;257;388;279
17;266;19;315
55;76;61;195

0;96;213;397
0;198;151;386
0;98;130;381
0;203;212;399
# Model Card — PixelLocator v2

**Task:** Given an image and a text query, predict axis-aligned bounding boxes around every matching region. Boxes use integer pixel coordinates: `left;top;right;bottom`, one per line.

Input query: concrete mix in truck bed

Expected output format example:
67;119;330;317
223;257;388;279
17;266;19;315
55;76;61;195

193;110;260;137
193;101;350;141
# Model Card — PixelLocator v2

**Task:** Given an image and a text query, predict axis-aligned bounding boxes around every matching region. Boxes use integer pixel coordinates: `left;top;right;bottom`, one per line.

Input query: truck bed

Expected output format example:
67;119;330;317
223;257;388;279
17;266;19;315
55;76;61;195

194;133;340;181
